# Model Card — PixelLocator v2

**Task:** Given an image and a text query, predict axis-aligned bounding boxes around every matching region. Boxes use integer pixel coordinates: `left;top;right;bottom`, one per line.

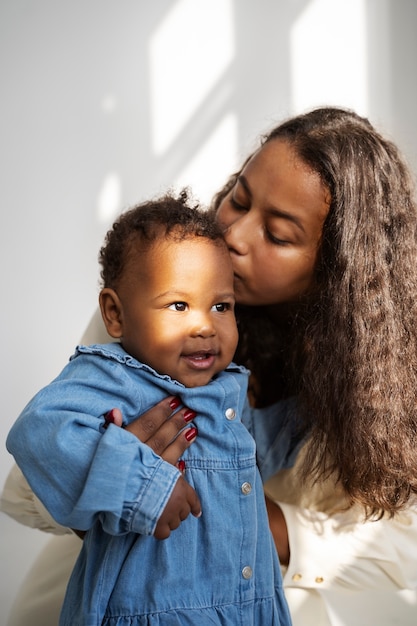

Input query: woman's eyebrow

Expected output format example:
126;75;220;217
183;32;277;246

237;175;252;198
237;175;305;234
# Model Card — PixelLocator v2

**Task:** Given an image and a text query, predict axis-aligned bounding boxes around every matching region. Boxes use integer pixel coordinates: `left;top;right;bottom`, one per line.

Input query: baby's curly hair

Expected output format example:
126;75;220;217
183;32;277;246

99;190;225;289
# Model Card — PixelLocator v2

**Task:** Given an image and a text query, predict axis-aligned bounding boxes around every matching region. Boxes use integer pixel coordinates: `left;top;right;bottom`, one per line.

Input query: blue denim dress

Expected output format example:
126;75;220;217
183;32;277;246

7;343;295;626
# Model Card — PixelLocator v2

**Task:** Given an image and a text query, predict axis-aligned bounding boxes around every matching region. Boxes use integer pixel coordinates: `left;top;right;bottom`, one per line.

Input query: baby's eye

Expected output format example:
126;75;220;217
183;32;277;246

168;302;188;311
211;302;231;312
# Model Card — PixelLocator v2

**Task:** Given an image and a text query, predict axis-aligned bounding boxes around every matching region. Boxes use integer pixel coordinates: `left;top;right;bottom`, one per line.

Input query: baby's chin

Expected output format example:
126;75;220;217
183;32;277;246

176;371;219;388
175;364;229;388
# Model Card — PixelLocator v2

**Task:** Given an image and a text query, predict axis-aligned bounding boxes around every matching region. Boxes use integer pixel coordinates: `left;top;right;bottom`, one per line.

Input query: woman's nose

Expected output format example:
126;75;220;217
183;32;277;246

223;215;251;255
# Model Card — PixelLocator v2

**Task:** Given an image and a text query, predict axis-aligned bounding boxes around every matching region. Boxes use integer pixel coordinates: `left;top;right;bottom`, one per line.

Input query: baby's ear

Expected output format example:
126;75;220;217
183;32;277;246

99;288;123;338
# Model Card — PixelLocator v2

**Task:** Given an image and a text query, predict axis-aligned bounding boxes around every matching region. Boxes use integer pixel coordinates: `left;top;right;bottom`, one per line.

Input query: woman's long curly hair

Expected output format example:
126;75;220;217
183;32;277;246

213;107;417;517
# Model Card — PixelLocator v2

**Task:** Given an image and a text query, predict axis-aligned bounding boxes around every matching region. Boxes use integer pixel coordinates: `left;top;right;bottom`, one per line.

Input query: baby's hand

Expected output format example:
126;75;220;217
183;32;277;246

154;475;201;540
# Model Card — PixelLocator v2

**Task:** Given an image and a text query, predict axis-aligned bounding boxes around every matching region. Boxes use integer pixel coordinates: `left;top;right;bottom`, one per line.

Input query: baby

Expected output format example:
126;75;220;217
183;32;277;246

7;191;290;625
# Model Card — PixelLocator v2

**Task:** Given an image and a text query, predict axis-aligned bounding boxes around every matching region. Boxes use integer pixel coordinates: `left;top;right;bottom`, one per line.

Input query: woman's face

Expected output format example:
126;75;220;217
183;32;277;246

216;139;330;306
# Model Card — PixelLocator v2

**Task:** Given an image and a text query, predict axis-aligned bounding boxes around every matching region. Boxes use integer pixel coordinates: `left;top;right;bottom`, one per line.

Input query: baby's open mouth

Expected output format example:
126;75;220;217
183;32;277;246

182;351;217;369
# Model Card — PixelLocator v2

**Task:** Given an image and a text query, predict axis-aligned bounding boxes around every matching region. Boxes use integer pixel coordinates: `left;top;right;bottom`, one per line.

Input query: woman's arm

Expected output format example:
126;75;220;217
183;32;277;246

266;445;417;592
275;500;417;592
265;496;290;566
245;396;417;592
1;464;73;535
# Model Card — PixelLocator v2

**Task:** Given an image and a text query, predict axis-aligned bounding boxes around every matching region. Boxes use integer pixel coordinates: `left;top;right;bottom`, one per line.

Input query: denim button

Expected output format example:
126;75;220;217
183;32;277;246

242;566;253;579
225;407;236;420
241;482;252;495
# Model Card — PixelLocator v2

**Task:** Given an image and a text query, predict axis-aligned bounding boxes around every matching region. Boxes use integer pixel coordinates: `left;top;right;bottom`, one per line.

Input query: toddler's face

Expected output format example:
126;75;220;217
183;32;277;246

118;237;238;387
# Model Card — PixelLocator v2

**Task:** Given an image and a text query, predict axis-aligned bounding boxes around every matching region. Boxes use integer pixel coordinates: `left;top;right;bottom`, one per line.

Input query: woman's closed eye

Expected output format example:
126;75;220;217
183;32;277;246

265;229;291;246
230;196;249;212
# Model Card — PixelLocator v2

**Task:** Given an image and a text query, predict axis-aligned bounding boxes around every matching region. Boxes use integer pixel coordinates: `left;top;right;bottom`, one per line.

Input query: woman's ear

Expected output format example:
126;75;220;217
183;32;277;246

99;288;123;338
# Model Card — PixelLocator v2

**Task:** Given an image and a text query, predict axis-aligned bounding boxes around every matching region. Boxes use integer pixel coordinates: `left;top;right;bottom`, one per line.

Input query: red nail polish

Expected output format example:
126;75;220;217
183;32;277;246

169;396;181;410
178;460;186;473
104;409;116;424
183;409;197;423
185;427;198;441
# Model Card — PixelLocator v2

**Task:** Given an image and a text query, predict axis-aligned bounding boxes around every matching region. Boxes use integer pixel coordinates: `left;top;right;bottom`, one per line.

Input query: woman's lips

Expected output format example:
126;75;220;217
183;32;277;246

233;273;246;292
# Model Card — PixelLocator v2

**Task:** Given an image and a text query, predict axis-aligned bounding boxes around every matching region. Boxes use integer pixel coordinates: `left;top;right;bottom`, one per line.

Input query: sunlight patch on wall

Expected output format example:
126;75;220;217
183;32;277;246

96;95;122;224
97;172;122;224
150;0;235;156
173;113;238;206
101;94;118;114
290;0;368;115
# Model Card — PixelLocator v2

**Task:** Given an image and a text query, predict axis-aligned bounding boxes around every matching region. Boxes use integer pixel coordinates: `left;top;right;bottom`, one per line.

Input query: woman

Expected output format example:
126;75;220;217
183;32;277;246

3;106;417;625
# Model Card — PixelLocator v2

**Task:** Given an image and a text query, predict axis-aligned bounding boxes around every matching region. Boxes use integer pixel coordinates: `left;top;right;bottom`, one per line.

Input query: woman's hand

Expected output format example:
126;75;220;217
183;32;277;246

104;396;201;539
105;396;198;465
265;495;290;566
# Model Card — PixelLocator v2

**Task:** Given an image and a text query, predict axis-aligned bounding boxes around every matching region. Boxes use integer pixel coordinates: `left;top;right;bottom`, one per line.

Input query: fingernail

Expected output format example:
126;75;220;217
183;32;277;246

183;409;197;423
185;426;198;441
169;396;181;410
178;460;186;473
104;409;116;424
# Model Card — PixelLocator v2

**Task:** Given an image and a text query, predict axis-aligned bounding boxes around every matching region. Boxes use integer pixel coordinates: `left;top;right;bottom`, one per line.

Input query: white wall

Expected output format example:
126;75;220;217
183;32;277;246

1;0;416;622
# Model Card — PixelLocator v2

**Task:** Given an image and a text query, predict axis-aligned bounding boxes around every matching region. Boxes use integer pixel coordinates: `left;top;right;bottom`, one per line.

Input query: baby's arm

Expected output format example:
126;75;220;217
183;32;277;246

6;355;195;537
3;397;200;540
